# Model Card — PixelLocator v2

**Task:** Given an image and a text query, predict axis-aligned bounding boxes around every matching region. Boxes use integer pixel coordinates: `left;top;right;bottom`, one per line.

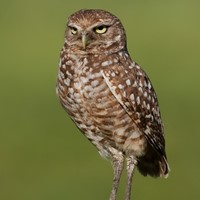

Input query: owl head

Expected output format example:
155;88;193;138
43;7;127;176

64;9;127;55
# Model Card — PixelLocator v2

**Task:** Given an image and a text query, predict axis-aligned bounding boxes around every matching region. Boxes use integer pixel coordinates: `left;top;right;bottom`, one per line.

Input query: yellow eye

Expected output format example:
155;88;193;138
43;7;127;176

70;27;77;35
94;25;108;34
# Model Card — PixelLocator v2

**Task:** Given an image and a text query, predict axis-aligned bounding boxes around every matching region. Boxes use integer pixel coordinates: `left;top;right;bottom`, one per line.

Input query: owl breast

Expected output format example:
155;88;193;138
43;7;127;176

57;52;147;159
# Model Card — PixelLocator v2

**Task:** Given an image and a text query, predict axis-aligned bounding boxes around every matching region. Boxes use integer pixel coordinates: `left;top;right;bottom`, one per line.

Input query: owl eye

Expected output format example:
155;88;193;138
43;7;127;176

94;25;108;34
70;27;78;35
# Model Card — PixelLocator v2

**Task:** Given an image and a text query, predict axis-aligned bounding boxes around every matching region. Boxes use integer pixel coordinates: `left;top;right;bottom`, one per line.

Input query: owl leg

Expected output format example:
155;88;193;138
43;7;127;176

124;155;137;200
109;150;124;200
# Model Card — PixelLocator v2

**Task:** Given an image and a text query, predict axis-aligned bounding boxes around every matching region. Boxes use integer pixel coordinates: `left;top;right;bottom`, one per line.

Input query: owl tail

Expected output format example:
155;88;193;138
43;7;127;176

137;150;170;178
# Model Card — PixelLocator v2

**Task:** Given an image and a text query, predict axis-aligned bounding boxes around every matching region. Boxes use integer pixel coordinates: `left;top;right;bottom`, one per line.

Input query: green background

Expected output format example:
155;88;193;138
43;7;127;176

0;0;199;199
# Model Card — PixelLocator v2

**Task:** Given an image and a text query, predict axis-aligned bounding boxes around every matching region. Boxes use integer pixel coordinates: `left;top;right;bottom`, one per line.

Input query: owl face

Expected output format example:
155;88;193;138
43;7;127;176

64;9;127;54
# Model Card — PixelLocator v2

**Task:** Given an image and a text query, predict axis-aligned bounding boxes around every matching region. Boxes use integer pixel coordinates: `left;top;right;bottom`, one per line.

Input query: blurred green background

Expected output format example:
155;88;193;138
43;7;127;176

0;0;199;199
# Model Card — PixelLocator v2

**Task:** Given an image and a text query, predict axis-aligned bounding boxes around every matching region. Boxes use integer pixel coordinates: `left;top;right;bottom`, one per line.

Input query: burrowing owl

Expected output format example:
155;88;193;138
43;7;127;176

56;9;169;200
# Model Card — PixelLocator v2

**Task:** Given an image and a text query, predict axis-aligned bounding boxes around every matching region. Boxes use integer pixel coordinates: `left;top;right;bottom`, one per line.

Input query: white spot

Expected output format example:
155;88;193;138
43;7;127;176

105;72;110;77
101;60;112;67
113;59;118;63
68;87;74;94
136;96;140;105
84;85;93;92
78;123;87;129
88;91;94;98
114;35;121;41
60;71;65;79
62;64;66;69
111;72;116;77
87;73;95;80
145;114;152;119
126;79;131;86
137;71;143;76
119;52;123;57
143;100;147;108
74;82;81;89
93;72;102;78
57;73;62;81
123;91;126;97
147;104;150;110
144;80;147;87
83;57;88;65
65;60;73;65
136;65;140;69
80;76;88;84
129;65;134;69
80;108;85;113
115;70;119;75
144;91;148;97
138;87;143;93
148;95;151;101
125;102;130;107
136;112;140;117
74;92;80;98
89;68;93;72
139;80;143;87
125;53;129;57
118;84;124;89
66;70;72;78
133;81;137;87
116;127;127;136
129;131;141;139
130;93;135;101
64;78;70;86
105;40;113;46
91;80;99;87
148;81;152;89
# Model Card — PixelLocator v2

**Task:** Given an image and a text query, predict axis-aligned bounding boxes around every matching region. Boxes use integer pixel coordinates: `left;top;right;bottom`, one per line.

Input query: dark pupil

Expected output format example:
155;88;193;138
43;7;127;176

72;27;77;31
97;26;105;30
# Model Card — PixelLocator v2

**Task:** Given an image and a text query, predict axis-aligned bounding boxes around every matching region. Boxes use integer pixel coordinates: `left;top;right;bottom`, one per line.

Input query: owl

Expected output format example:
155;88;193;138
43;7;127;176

56;9;170;200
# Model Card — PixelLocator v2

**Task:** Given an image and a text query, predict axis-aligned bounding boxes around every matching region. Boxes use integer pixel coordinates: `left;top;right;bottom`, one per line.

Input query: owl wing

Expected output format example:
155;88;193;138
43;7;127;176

101;54;166;157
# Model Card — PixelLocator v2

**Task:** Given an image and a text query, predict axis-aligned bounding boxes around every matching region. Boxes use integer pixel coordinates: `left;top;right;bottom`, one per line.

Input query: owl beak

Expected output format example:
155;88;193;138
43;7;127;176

82;34;89;49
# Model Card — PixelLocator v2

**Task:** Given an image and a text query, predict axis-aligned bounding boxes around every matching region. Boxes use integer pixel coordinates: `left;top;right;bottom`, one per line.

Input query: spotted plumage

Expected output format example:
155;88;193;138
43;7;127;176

57;9;169;200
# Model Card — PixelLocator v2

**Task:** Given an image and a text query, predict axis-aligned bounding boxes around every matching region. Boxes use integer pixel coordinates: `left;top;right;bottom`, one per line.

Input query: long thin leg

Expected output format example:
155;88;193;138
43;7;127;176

109;151;124;200
124;155;137;200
